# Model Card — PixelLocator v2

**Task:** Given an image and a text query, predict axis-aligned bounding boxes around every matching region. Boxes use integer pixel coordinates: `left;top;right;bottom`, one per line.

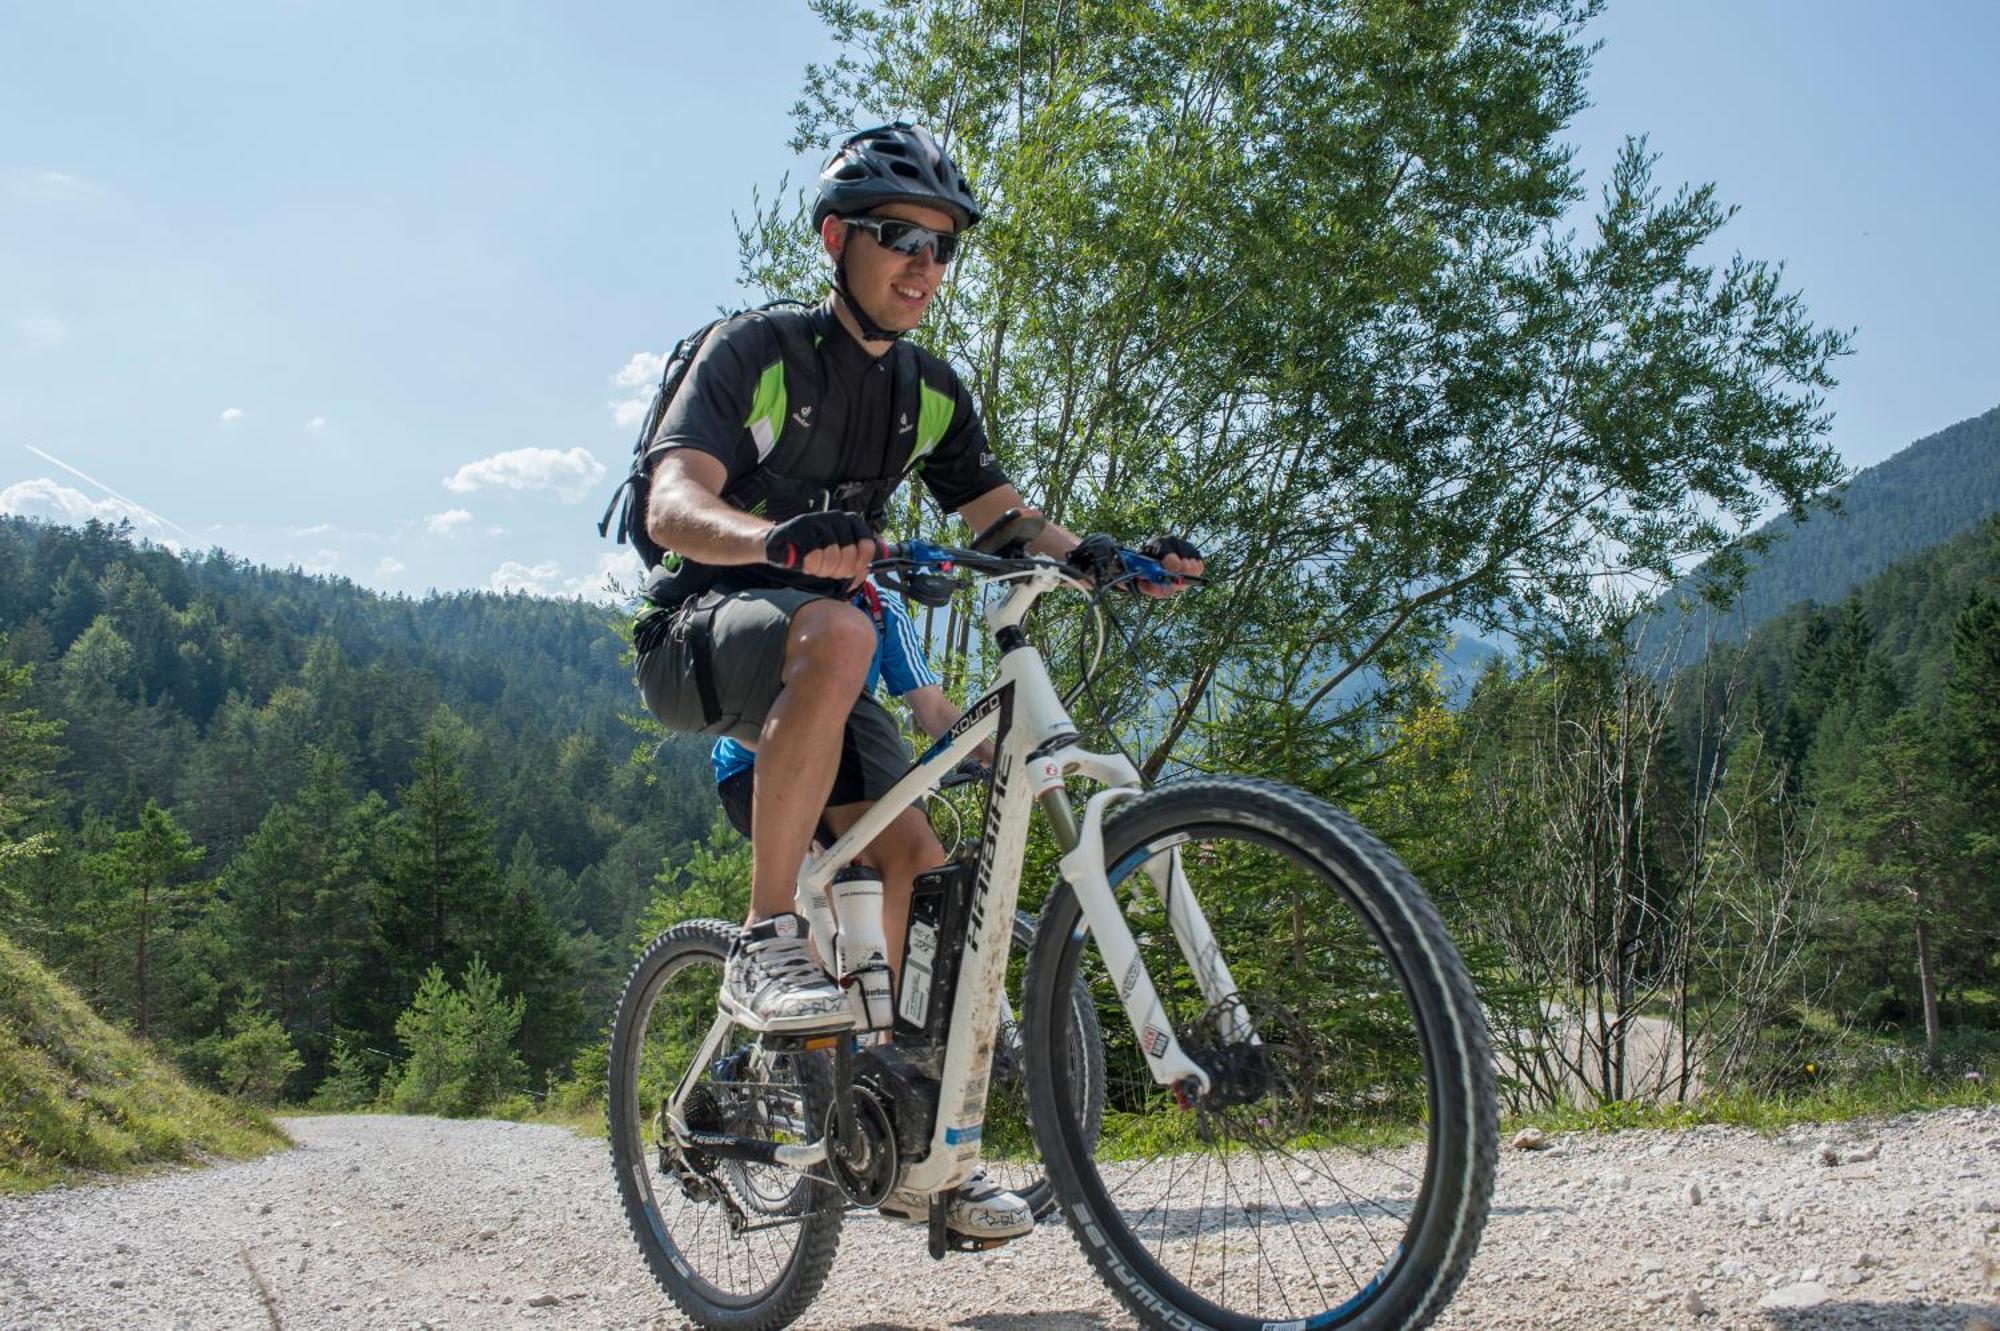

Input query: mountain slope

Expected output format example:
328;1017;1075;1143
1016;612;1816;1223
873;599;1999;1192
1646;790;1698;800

1664;404;2000;662
0;929;287;1193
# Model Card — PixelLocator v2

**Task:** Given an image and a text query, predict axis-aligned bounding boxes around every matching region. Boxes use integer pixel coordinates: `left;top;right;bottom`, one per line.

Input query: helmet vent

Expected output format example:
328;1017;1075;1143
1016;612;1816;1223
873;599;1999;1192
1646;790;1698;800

890;161;921;180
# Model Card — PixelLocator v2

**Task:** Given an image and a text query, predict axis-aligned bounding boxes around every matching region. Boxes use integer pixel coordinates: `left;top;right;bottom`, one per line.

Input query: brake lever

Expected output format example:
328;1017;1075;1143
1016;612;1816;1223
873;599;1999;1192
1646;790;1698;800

1120;547;1207;591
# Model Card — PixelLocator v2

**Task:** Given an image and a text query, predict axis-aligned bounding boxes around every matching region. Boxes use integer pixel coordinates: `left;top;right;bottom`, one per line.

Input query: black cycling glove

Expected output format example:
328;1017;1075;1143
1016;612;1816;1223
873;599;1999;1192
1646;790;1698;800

1063;533;1126;585
764;511;874;570
1139;534;1203;564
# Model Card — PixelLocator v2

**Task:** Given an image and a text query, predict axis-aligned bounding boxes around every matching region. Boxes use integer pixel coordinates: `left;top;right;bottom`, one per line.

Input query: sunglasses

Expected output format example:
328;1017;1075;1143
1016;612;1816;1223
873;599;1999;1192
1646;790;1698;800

842;214;961;265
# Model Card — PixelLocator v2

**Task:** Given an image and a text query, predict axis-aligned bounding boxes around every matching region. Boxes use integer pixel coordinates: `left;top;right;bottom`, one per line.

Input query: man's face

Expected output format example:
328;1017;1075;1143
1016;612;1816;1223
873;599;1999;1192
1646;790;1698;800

823;200;957;335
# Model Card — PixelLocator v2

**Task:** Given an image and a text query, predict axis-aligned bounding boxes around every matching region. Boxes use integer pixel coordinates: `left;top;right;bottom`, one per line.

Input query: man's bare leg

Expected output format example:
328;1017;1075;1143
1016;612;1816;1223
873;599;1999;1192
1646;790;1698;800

748;599;875;923
820;803;944;982
719;599;878;1036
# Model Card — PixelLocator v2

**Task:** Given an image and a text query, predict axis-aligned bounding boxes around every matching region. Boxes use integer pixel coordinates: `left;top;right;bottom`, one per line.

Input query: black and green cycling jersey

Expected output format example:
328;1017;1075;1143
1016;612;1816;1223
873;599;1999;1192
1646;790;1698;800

646;296;1010;603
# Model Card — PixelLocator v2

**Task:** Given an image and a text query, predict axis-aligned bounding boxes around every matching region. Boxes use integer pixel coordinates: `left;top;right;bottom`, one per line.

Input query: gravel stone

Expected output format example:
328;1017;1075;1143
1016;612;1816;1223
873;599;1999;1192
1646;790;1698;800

3;1111;2000;1328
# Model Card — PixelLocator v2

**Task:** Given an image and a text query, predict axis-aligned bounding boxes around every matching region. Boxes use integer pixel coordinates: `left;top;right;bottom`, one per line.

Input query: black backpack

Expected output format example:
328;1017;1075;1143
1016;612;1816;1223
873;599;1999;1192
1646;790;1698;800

596;299;927;585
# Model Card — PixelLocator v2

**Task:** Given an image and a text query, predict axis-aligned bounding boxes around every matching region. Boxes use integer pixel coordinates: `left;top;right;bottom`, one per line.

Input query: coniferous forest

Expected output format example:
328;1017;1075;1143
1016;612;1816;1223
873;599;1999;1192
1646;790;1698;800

2;501;1998;1122
0;515;722;1112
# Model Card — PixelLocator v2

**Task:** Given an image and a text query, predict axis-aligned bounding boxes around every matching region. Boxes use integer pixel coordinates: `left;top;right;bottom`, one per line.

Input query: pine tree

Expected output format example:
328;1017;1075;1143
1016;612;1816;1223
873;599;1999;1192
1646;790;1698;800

88;800;206;1038
216;997;304;1103
375;717;505;1018
0;650;65;924
1821;709;1966;1051
1947;587;2000;857
219;746;378;1083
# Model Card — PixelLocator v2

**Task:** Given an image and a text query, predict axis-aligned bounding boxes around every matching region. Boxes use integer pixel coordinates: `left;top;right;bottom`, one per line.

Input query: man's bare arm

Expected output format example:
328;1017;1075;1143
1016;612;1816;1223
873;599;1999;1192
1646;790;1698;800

955;484;1204;596
904;684;962;740
954;484;1080;560
904;684;994;763
647;450;874;582
645;450;770;565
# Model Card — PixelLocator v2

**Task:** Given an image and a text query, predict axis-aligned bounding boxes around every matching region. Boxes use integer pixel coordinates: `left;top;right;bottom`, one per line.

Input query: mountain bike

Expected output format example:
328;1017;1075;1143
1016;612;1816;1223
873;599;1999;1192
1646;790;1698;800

608;516;1497;1331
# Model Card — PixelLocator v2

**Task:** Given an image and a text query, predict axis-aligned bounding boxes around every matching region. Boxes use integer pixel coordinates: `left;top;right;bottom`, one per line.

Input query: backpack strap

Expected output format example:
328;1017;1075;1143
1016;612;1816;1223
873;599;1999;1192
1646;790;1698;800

736;303;824;473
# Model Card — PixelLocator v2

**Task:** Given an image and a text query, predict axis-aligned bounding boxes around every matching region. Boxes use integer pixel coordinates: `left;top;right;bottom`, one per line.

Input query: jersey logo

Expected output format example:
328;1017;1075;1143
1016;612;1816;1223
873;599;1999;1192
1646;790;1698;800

897;412;914;435
791;405;814;429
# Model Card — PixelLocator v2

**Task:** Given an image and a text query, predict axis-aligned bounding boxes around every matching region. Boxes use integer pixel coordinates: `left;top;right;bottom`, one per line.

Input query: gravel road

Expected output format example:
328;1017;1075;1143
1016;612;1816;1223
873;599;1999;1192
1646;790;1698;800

5;1109;2000;1330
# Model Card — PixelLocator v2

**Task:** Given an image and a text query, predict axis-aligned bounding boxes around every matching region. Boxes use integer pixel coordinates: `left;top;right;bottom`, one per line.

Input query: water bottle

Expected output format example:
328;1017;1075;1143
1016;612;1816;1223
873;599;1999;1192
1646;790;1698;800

831;867;895;1030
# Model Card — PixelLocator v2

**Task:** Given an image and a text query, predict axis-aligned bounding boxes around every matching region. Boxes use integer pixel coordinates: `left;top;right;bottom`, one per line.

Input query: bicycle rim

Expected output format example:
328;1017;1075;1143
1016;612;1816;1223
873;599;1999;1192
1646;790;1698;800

608;922;839;1319
1029;780;1493;1331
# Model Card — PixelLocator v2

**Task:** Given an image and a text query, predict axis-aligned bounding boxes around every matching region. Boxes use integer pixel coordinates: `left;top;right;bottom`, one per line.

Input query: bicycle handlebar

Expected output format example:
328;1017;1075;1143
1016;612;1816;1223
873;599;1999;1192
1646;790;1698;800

871;538;1206;590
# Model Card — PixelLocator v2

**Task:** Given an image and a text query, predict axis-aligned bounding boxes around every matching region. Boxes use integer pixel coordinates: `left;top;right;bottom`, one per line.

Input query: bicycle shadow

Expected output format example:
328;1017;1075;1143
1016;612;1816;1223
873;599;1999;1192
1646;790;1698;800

1761;1298;2000;1328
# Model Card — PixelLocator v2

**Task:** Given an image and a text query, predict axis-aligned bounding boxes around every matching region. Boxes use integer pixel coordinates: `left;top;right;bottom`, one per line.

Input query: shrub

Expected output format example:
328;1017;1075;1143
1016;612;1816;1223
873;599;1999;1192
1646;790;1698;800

216;1000;302;1105
390;956;528;1118
309;1034;379;1111
543;1040;608;1118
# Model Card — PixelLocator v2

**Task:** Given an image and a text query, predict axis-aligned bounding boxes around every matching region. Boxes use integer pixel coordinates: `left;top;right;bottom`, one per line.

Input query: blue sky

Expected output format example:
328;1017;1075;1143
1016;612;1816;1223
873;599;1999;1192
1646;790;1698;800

3;1;1995;601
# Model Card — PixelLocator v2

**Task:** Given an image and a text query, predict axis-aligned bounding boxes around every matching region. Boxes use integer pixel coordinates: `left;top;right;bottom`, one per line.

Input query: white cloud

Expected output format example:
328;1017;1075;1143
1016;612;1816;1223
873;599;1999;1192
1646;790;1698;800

0;478;170;542
485;525;507;537
442;446;606;503
300;549;340;575
426;509;474;537
489;560;565;596
14;314;68;346
291;522;337;536
613;351;667;388
609;351;665;430
220;407;244;423
376;556;406;578
307;416;327;429
488;550;643;603
5;169;103;204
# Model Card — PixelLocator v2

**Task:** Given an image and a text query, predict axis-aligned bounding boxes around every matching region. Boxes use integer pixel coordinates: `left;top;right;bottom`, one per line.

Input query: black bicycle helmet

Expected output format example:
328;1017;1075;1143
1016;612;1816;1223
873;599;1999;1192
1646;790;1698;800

812;122;982;232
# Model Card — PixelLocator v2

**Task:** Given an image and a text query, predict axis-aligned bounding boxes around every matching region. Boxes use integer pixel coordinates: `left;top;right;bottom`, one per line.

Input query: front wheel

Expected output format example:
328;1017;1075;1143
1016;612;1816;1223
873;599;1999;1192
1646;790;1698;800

1023;777;1496;1331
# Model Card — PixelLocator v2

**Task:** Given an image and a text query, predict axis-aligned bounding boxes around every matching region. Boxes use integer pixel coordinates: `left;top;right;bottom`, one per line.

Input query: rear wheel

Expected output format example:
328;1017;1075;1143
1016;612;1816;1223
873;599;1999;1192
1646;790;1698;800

607;919;842;1331
1024;778;1495;1330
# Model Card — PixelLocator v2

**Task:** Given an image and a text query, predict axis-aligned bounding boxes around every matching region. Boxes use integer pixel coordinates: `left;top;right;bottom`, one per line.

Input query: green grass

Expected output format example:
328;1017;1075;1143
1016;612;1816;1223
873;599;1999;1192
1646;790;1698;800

1504;1067;1998;1139
0;931;289;1194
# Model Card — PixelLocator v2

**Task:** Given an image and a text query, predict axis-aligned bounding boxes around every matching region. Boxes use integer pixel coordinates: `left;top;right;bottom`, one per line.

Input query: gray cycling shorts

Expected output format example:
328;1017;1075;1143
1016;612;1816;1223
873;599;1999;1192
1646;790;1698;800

637;586;913;806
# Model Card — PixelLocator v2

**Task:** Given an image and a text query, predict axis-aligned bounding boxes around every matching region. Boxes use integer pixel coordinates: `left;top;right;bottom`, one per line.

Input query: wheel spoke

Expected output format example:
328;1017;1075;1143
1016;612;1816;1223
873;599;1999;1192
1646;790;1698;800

607;922;843;1320
1026;782;1495;1330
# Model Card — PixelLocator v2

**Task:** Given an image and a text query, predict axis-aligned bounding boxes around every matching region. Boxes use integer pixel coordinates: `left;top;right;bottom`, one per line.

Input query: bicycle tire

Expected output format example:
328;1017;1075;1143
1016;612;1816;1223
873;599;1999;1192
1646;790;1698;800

608;919;842;1331
1023;777;1496;1331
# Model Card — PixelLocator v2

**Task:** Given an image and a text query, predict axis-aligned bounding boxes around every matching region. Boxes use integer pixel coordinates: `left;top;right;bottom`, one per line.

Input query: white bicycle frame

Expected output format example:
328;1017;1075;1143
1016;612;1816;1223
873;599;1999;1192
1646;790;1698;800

670;561;1257;1196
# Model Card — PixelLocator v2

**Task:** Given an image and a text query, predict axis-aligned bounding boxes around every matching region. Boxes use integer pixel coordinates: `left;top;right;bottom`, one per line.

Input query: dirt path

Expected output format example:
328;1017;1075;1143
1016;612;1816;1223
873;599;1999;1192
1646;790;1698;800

3;1109;1999;1329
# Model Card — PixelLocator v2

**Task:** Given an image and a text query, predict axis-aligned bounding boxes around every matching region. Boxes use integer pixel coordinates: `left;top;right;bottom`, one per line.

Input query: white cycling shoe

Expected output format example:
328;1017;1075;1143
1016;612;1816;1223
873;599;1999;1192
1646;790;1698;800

718;914;853;1034
879;1167;1034;1243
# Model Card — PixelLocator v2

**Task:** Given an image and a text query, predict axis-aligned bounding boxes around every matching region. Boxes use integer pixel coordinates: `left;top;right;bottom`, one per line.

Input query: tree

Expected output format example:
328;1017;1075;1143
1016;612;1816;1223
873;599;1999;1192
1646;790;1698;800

1820;709;1966;1052
633;814;752;945
87;800;206;1038
218;746;381;1086
216;998;304;1103
1946;581;2000;862
375;716;505;997
743;0;1848;786
391;957;527;1118
0;649;65;925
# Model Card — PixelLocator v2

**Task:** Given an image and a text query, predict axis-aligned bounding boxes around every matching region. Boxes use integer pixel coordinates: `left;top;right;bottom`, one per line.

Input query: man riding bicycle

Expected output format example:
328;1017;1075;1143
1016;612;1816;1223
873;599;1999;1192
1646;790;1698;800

634;122;1201;1243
